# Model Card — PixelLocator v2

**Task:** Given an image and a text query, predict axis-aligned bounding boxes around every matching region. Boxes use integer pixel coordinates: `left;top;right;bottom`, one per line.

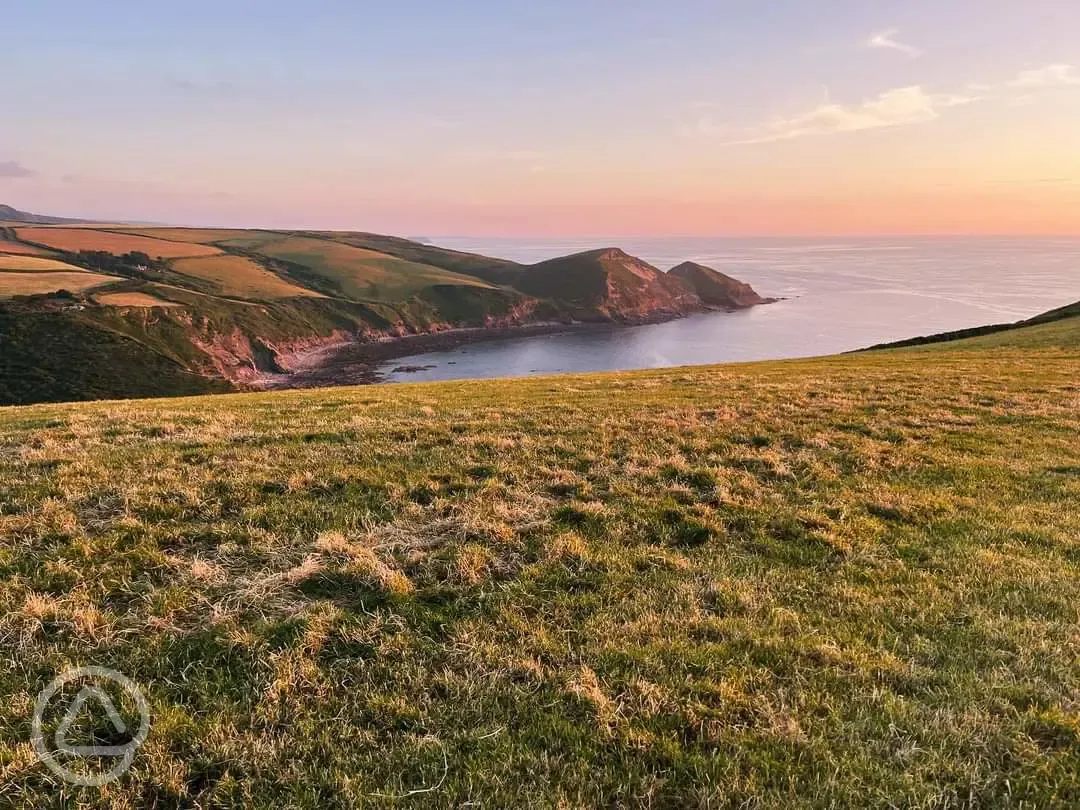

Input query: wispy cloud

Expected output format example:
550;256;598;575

1008;63;1080;88
721;86;979;145
866;28;922;58
685;62;1078;147
0;160;36;179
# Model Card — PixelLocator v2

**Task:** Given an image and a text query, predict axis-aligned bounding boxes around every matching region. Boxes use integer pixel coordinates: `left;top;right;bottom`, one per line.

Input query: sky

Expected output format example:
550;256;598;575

3;0;1080;236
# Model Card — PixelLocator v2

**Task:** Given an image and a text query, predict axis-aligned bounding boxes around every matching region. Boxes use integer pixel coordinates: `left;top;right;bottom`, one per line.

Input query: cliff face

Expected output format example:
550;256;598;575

668;262;768;309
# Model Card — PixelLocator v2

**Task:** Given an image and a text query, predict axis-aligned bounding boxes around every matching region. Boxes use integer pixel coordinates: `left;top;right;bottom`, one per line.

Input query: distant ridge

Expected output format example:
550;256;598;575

0;204;96;225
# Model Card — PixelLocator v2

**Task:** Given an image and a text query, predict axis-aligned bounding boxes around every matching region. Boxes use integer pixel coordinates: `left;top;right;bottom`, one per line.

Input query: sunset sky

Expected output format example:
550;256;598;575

4;0;1080;236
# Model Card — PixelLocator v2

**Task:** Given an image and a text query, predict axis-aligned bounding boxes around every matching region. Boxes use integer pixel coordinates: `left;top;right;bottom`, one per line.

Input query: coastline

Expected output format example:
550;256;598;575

252;300;780;391
254;321;597;389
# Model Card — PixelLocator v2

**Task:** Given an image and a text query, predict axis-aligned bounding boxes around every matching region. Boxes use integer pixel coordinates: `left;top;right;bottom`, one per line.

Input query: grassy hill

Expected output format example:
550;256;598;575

0;221;769;406
0;313;1078;806
517;248;700;321
322;231;526;287
866;299;1080;352
0;204;94;225
670;261;770;309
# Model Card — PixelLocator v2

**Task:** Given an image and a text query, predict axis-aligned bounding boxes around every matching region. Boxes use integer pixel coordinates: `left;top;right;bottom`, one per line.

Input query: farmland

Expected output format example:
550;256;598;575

0;239;52;256
171;255;323;300
113;228;282;246
241;235;497;300
13;228;223;259
0;318;1077;806
93;291;180;308
0;271;120;297
0;256;84;273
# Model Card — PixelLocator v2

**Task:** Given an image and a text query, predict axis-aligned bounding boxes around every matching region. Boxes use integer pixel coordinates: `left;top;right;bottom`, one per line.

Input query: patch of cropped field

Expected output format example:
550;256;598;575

0;239;53;256
0;256;83;273
171;255;324;300
246;236;496;301
0;271;120;297
93;291;180;308
14;228;223;259
113;228;284;246
0;343;1078;808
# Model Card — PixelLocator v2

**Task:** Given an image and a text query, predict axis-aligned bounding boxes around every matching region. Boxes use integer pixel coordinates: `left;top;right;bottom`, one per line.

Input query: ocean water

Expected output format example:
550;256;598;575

379;236;1080;383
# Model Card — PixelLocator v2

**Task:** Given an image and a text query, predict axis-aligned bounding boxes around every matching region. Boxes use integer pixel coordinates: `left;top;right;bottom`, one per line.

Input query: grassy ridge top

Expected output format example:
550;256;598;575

1;337;1078;806
867;298;1080;353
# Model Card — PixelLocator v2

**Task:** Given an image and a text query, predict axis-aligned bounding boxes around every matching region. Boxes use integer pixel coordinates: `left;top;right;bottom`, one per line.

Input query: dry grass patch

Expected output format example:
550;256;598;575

0;255;83;272
0;239;53;256
172;254;321;299
94;291;180;308
0;270;120;297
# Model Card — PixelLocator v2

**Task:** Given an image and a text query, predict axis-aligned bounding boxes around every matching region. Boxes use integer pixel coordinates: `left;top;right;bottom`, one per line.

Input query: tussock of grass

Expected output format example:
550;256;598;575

0;347;1078;806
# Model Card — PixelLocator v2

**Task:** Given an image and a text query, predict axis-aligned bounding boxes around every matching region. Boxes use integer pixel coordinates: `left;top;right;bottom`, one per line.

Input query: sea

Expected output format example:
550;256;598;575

378;236;1080;383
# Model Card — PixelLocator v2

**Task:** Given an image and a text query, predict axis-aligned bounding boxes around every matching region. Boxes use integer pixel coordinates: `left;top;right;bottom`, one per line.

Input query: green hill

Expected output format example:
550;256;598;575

866;299;1080;352
1;327;1077;806
321;231;526;287
669;260;771;308
516;248;701;321
0;203;94;225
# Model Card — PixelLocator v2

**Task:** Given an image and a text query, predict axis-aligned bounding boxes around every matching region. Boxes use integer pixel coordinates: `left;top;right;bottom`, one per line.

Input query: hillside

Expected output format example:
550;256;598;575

0;220;769;405
670;260;771;308
322;231;526;287
1;333;1077;806
0;204;93;225
516;248;704;321
865;298;1080;351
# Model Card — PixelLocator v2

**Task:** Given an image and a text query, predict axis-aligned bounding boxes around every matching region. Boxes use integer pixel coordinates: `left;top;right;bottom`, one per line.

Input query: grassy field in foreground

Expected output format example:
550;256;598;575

0;345;1078;808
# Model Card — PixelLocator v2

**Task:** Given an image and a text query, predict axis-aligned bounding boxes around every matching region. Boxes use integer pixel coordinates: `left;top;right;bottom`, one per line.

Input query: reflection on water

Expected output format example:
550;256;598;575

380;236;1080;383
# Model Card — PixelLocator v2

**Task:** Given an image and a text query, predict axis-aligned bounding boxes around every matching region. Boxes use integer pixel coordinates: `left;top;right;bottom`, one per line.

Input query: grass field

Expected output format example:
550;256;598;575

0;271;120;297
246;236;497;301
893;313;1080;353
13;229;223;260
171;255;324;300
0;327;1078;807
93;292;180;308
0;256;84;273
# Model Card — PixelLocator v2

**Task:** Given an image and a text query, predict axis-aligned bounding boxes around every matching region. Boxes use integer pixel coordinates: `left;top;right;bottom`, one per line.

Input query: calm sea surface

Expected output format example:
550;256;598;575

379;237;1080;383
